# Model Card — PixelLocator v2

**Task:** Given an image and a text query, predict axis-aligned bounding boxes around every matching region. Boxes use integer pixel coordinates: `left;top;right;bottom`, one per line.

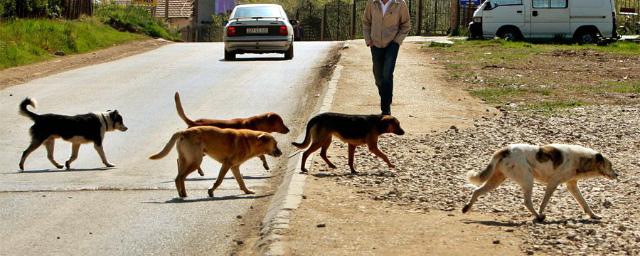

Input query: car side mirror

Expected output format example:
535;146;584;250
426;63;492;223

289;19;298;25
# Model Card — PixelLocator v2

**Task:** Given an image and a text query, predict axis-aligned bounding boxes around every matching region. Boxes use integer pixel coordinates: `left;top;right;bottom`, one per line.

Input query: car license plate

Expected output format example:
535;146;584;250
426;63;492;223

246;27;268;34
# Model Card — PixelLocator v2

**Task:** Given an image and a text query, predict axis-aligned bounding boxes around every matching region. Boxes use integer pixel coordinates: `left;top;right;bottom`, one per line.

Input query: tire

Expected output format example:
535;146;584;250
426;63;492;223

574;30;599;44
284;44;294;60
224;50;235;61
496;27;521;41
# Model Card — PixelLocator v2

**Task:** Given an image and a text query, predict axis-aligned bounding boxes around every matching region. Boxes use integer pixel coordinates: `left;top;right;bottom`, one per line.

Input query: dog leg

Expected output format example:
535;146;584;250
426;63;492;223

320;138;336;169
367;142;394;169
567;181;600;219
538;181;560;219
518;177;544;222
300;142;323;173
19;138;44;171
231;166;254;194
348;144;357;174
208;163;231;197
44;138;63;169
259;155;270;170
65;143;81;169
197;167;205;176
93;144;114;168
462;172;505;213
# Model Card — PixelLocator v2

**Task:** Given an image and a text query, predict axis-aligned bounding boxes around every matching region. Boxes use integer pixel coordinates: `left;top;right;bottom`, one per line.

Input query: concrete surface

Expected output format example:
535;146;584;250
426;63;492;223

0;42;337;255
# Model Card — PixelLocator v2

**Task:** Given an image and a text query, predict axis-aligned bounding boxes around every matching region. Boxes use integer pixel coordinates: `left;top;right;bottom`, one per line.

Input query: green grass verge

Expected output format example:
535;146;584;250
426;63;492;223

95;4;179;41
0;17;143;69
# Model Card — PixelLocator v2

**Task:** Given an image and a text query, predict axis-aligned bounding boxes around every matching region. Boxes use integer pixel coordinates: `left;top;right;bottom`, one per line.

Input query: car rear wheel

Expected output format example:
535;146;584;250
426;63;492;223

284;45;294;60
224;50;236;61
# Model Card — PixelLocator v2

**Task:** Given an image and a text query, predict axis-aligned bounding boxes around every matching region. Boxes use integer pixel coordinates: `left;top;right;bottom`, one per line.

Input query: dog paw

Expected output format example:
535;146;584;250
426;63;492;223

243;189;255;195
65;161;71;169
462;204;471;213
535;214;546;223
263;164;270;170
590;214;602;220
105;163;115;168
328;163;337;169
207;189;214;198
198;170;205;176
55;164;63;169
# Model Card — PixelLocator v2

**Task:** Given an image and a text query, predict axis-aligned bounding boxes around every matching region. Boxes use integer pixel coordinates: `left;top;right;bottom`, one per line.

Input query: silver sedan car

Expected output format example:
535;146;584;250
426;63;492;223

223;4;295;61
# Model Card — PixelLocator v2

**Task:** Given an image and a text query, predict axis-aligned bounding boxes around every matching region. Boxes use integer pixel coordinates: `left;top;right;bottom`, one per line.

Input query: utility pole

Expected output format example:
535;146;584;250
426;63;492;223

321;5;326;40
165;0;169;21
417;0;423;35
351;0;356;39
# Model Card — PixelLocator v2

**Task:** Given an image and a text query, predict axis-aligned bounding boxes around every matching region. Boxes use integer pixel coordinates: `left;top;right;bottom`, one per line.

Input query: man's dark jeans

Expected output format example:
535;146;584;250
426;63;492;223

370;41;400;115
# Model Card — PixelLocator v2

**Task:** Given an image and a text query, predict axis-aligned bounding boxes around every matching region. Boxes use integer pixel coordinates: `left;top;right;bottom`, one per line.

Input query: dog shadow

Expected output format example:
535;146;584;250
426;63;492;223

309;170;392;178
463;218;601;227
159;176;271;183
15;167;113;174
145;193;273;204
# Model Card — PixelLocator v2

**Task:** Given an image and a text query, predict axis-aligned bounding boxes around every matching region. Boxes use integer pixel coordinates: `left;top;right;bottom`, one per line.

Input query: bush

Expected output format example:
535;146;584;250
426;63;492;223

95;4;180;41
1;0;63;19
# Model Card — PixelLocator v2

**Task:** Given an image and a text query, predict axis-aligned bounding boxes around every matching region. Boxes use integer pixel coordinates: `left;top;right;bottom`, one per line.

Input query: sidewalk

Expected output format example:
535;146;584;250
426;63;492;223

282;39;522;255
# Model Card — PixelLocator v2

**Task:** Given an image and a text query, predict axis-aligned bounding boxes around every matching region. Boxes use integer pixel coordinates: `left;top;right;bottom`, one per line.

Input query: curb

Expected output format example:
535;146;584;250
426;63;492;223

258;49;345;255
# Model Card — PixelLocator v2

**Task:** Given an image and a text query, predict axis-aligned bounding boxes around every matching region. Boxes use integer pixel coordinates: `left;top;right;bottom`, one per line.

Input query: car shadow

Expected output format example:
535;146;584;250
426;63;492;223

144;193;273;204
12;167;113;174
219;57;287;62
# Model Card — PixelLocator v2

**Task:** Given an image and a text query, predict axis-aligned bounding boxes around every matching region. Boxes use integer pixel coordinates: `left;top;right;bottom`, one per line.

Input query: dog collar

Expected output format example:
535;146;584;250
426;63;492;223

100;113;112;131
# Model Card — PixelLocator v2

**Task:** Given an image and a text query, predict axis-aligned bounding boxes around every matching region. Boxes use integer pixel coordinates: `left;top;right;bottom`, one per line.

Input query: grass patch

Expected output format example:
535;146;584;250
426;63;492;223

95;4;179;41
427;39;640;112
0;17;143;69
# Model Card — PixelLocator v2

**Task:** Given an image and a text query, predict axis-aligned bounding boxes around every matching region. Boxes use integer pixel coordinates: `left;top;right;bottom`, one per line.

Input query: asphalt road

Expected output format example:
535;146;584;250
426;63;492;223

0;42;337;255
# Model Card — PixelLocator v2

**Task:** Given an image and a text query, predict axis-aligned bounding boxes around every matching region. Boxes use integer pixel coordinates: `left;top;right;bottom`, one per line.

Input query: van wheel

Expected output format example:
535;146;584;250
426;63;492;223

574;30;599;44
224;50;235;61
496;27;522;41
284;45;294;60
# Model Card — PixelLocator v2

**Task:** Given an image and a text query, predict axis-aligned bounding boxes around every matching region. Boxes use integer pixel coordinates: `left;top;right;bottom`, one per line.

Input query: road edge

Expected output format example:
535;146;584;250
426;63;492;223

257;44;347;256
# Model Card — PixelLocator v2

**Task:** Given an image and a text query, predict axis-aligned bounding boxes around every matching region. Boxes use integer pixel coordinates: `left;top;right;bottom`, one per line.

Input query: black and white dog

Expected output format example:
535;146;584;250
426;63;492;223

18;98;128;171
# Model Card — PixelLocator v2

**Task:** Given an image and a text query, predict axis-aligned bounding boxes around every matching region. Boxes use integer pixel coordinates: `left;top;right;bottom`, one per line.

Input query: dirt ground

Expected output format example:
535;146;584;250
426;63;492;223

0;39;170;90
285;40;523;255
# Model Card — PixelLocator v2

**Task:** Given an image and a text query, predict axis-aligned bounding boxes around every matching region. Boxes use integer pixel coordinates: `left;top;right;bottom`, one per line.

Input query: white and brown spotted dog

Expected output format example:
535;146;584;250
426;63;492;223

462;144;617;222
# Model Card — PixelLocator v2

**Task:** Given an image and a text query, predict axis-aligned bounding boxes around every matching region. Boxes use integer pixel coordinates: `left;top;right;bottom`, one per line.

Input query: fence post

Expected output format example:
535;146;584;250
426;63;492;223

321;5;326;41
417;0;423;35
165;0;169;20
351;0;356;39
450;0;459;35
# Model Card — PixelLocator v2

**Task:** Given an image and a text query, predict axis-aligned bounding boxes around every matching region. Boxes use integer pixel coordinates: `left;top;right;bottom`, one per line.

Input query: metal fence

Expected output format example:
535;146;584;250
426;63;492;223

618;0;640;34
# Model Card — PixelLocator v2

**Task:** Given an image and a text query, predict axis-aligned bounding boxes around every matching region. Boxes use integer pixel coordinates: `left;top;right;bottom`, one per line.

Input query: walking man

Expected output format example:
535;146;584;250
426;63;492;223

363;0;411;115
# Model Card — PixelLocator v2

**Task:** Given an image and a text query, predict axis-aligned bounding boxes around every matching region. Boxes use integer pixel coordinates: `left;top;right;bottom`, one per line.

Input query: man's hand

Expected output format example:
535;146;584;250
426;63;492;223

366;40;373;47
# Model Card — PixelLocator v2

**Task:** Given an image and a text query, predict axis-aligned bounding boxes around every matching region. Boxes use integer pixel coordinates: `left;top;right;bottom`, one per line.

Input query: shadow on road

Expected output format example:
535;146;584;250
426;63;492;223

219;57;287;62
462;218;601;227
158;175;272;183
143;193;274;204
9;167;113;174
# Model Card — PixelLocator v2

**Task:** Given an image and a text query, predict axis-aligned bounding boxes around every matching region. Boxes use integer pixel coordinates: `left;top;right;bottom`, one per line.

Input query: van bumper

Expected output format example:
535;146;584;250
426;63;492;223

468;22;483;39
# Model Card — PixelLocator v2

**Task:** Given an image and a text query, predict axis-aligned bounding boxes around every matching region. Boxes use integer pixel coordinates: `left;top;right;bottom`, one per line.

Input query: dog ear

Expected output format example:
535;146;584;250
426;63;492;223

595;153;604;163
257;133;269;142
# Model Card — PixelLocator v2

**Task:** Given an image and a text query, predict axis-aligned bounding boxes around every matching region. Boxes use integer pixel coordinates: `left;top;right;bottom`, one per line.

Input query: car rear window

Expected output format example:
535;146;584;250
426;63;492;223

233;6;282;18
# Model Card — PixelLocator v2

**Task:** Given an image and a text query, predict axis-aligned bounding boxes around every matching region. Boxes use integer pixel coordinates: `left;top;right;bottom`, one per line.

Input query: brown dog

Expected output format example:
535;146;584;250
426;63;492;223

292;112;405;173
149;126;283;198
174;92;289;175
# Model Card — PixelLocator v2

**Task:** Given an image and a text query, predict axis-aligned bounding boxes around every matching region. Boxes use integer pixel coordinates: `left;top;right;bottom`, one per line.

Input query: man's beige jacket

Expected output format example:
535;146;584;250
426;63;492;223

363;0;411;48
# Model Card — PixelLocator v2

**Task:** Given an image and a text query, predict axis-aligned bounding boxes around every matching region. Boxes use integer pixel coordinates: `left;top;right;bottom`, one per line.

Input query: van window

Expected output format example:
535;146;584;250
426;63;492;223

533;0;568;8
492;0;522;5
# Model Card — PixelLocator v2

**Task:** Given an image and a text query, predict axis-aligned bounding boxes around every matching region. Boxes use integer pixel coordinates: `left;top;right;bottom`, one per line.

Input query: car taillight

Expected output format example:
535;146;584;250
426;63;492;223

278;25;288;36
227;26;237;37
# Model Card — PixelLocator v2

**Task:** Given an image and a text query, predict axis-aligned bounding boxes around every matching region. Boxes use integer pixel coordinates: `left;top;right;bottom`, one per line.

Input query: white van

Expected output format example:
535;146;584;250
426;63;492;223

469;0;618;43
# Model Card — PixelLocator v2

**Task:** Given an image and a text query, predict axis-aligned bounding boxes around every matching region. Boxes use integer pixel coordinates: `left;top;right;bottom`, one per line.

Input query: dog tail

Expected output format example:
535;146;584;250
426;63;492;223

149;132;182;160
174;92;197;127
291;116;318;149
467;148;510;186
19;98;38;120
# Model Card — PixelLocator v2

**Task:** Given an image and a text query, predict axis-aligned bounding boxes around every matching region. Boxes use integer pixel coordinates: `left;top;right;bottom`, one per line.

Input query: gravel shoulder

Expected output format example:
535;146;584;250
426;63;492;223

0;38;170;90
285;39;521;255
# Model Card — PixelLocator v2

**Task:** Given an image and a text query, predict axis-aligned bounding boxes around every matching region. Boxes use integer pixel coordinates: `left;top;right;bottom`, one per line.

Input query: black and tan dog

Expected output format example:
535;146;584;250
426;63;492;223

18;98;128;171
175;92;289;175
292;112;405;173
149;126;283;198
